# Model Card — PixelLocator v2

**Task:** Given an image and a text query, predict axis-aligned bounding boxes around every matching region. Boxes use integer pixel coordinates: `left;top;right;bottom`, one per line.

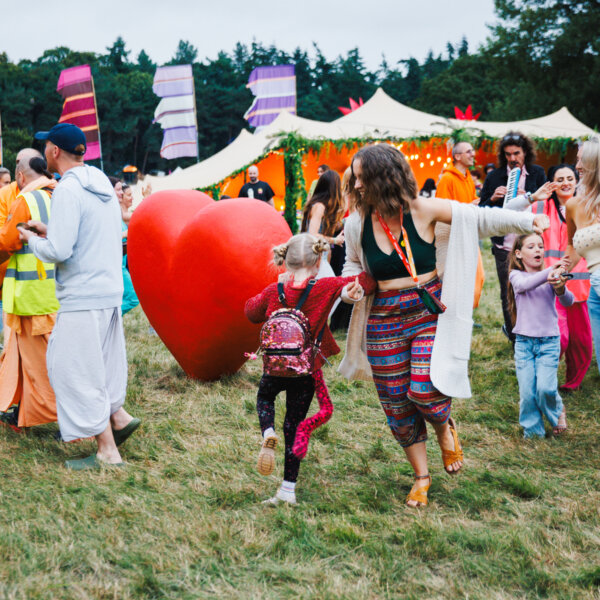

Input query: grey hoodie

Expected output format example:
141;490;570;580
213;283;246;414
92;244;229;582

29;165;124;312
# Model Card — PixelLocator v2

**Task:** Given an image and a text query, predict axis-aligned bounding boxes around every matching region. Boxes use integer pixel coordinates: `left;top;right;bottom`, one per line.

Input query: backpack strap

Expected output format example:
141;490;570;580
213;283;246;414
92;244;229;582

277;282;287;306
294;279;316;311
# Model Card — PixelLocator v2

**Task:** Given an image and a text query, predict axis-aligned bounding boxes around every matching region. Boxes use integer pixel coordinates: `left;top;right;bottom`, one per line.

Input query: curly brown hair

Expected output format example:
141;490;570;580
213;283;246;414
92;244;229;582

349;144;418;218
498;132;537;169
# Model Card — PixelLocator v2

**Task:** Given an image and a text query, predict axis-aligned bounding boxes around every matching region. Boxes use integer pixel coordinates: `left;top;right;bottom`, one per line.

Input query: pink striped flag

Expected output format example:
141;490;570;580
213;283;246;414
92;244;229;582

56;65;101;161
244;65;296;131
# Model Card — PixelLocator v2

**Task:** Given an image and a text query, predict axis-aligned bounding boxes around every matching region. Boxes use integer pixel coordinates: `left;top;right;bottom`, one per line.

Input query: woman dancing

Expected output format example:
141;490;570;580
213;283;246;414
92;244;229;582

565;136;600;373
339;144;549;507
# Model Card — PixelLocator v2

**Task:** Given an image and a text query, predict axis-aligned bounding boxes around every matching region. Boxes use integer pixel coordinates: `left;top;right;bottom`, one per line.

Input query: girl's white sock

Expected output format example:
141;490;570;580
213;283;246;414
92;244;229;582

281;480;296;493
263;427;276;439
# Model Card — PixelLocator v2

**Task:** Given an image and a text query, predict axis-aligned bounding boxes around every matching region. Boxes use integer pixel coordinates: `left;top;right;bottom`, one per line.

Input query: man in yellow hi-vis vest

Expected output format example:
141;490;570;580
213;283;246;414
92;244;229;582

0;152;58;430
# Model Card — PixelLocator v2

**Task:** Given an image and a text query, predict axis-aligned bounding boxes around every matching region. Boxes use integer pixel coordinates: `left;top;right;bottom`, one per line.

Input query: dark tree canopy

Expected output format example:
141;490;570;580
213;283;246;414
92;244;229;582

0;0;596;175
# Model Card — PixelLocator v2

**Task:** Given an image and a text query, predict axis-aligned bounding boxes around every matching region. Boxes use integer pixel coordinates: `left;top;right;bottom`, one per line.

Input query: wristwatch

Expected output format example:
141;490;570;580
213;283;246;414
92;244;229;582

525;192;533;203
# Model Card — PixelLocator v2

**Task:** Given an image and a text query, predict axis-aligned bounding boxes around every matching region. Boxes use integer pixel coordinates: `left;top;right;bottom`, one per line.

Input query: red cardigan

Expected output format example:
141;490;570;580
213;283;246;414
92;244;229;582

245;273;375;370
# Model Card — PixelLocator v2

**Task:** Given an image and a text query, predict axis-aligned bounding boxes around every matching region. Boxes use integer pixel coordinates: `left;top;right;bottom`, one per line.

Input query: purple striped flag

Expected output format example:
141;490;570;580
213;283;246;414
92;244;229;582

244;65;296;130
153;65;198;160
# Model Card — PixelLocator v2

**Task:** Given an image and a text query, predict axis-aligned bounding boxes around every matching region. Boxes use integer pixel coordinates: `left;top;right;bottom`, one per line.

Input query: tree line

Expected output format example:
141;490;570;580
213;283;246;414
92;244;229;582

0;0;597;176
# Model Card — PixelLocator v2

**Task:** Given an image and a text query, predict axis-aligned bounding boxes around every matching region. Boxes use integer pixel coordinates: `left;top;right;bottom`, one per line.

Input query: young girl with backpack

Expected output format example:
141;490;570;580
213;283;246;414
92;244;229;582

245;233;375;504
507;233;574;438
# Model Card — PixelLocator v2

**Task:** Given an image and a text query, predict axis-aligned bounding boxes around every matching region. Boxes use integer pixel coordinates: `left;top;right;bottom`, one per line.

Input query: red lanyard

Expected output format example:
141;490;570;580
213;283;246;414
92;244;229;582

375;210;419;285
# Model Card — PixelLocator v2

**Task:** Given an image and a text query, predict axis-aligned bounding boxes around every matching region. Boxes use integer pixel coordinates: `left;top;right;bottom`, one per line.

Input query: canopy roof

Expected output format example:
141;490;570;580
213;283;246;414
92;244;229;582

140;88;594;194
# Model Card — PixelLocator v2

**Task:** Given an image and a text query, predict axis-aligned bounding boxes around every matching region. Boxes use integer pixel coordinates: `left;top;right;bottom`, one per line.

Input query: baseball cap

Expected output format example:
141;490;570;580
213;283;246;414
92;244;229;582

35;123;87;156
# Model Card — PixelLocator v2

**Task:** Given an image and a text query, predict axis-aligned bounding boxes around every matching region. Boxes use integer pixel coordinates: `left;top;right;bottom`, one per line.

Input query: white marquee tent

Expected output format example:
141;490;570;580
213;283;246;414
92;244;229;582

137;88;594;197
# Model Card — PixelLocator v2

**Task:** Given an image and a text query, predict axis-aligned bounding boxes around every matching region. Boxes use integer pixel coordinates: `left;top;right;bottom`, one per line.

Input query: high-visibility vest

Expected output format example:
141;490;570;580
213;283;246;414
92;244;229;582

533;199;590;302
2;189;60;316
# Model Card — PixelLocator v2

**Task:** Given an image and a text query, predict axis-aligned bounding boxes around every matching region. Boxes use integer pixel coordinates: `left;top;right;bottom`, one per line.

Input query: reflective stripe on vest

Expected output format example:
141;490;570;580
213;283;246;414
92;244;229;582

2;189;60;316
533;200;591;302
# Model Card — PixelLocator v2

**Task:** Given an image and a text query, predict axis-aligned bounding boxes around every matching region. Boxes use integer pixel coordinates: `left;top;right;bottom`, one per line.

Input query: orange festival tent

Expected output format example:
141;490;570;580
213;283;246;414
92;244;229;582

137;88;594;215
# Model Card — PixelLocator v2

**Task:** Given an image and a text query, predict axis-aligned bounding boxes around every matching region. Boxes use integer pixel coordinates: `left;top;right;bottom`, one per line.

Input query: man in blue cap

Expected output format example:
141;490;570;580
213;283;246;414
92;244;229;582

18;123;141;469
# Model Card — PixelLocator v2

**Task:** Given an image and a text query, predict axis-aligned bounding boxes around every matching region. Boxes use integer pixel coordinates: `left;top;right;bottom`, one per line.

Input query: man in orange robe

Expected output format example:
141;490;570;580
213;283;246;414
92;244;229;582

0;151;58;430
436;141;486;307
0;149;42;335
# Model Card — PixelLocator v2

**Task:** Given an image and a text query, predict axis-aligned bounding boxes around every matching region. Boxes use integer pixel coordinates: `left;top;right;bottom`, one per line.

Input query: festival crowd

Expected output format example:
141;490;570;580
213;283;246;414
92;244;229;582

1;122;599;508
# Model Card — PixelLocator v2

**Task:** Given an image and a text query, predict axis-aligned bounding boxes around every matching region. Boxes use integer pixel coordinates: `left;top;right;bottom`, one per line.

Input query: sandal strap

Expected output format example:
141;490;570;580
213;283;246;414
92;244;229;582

442;421;464;467
414;474;431;480
406;480;431;506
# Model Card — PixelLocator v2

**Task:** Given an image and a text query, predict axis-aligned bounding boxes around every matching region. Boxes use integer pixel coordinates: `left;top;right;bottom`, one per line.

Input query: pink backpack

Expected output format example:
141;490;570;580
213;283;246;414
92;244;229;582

259;280;323;377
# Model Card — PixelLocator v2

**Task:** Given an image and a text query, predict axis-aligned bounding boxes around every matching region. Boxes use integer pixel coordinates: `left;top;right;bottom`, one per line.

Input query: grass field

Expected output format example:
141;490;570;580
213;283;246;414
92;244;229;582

0;246;599;600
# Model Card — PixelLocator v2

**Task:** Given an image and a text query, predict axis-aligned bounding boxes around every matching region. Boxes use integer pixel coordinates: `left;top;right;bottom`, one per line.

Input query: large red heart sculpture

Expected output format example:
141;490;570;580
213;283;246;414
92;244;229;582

128;191;291;380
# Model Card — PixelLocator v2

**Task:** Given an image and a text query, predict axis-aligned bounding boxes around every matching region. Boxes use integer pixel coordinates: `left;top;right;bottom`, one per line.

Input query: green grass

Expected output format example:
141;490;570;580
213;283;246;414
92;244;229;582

0;243;598;599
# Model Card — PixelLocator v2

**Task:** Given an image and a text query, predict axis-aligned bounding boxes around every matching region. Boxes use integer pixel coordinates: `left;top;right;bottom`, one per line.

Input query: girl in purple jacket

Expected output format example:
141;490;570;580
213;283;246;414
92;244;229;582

507;234;574;438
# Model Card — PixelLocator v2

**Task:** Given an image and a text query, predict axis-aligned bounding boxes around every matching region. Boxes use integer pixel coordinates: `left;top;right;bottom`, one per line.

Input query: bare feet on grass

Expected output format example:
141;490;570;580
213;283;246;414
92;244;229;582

96;425;123;465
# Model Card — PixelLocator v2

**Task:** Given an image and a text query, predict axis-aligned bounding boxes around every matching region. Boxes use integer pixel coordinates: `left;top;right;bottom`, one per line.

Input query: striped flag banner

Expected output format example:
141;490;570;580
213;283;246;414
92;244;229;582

153;65;198;160
57;65;101;161
244;65;296;131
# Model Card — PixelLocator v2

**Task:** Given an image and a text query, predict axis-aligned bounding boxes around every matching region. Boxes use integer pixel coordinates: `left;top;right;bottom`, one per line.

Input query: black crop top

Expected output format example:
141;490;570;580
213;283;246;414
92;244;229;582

361;211;437;281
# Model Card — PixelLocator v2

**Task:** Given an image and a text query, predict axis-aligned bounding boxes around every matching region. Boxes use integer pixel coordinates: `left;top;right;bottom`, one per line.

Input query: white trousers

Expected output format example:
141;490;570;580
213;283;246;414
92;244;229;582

47;308;127;441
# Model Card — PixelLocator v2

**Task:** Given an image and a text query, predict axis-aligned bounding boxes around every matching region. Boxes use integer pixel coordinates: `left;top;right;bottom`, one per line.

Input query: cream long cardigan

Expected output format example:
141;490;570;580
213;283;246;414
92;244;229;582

338;201;536;399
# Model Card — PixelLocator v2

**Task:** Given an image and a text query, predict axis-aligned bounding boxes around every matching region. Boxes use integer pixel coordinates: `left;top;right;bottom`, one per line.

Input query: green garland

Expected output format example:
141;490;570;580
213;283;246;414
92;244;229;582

204;183;222;200
196;130;584;210
281;133;307;233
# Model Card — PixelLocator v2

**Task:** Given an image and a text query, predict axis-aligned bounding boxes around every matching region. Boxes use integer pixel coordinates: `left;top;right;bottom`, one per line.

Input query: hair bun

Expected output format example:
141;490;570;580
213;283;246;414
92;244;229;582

29;156;52;179
272;243;288;266
312;239;329;255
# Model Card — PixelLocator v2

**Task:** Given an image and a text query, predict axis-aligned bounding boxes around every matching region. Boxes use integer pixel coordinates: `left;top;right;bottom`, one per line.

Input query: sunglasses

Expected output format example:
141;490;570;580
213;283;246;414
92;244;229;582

502;134;522;143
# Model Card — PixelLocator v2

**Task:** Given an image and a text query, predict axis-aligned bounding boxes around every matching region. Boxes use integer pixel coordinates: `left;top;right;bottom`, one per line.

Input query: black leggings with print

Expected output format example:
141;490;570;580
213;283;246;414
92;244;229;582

256;374;314;482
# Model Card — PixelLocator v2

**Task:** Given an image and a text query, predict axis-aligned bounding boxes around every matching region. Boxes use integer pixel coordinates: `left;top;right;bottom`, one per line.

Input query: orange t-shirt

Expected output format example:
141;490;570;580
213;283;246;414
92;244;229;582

436;165;476;204
436;165;485;308
0;182;20;287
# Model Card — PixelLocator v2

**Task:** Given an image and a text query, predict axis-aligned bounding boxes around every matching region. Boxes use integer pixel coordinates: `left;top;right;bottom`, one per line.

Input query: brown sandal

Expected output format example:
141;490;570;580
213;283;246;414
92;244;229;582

553;409;567;436
406;474;431;507
441;417;464;475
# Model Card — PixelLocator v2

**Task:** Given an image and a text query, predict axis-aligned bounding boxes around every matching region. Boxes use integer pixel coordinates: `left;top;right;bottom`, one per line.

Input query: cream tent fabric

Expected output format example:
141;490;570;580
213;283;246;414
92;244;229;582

450;106;594;139
335;88;594;139
136;87;593;197
334;88;448;137
139;129;268;193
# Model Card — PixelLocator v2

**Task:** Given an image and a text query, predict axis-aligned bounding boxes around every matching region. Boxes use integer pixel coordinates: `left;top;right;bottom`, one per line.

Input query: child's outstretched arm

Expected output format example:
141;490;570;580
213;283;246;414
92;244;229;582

509;267;553;293
244;287;271;323
344;277;364;302
548;267;575;307
340;271;376;303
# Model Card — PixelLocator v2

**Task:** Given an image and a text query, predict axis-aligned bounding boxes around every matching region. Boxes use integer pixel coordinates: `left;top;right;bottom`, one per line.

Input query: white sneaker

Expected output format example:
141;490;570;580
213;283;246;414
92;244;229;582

262;488;297;505
257;434;278;476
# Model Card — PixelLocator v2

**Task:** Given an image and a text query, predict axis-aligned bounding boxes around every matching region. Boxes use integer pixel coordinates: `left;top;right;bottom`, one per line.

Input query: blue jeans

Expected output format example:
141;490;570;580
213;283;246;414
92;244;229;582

587;270;600;374
514;335;563;438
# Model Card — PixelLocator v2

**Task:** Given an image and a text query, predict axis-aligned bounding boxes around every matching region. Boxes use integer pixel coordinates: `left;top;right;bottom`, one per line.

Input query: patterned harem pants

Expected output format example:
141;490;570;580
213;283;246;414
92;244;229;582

366;277;451;447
